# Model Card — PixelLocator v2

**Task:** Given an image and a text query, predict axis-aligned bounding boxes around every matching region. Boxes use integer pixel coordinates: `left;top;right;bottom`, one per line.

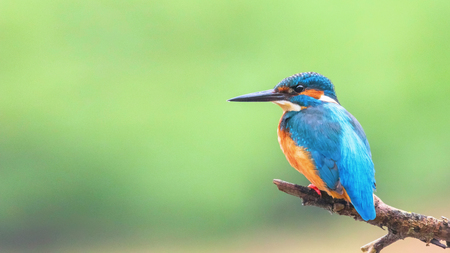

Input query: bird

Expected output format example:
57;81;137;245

228;72;376;221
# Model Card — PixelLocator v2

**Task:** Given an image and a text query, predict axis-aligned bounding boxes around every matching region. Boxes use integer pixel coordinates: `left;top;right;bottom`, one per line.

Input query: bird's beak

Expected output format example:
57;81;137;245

228;89;288;102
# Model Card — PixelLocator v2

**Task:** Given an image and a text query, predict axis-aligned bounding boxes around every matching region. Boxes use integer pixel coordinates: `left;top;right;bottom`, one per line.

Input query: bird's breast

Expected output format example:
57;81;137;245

277;113;352;202
277;117;328;191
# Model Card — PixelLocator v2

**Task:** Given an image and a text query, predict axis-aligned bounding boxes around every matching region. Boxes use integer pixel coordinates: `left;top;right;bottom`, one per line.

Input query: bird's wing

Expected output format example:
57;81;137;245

284;109;343;192
347;113;371;157
309;150;343;194
334;108;376;221
286;103;376;220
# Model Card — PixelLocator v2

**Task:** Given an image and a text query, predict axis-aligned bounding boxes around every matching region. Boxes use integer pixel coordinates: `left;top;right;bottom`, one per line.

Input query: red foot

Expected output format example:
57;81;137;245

308;184;322;196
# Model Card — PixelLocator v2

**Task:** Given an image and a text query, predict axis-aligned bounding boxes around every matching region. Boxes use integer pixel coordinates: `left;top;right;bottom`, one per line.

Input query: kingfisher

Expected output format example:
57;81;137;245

228;72;376;221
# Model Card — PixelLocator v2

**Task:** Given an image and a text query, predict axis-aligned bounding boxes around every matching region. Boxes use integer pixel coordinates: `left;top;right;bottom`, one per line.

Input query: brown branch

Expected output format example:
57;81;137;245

273;179;450;253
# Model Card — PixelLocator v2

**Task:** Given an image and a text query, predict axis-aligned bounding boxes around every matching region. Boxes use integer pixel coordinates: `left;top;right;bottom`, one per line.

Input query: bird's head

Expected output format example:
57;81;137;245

228;72;339;111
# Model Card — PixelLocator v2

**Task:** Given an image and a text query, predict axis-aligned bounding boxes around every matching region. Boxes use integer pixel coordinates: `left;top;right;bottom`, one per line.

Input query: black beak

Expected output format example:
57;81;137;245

228;89;288;102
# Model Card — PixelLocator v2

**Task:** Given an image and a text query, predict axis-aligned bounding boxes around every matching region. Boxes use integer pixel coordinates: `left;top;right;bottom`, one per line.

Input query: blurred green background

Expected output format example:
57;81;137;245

1;0;450;252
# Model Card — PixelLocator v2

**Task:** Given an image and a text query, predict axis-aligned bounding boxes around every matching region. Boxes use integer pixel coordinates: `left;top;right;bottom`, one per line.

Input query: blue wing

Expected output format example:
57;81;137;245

282;103;376;221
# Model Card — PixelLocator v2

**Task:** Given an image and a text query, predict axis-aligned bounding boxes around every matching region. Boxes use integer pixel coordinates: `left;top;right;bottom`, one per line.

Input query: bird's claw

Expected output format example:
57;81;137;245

308;184;322;196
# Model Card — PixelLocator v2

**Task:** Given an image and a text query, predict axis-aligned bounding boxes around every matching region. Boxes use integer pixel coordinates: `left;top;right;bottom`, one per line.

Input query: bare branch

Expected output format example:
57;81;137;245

273;179;450;252
361;232;399;253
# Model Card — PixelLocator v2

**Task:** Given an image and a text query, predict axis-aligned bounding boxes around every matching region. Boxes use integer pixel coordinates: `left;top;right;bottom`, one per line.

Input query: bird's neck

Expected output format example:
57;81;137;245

278;110;299;132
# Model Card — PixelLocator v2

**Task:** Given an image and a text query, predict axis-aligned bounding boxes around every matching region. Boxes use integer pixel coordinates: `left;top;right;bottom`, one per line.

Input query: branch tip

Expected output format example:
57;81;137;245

273;179;450;252
430;239;447;249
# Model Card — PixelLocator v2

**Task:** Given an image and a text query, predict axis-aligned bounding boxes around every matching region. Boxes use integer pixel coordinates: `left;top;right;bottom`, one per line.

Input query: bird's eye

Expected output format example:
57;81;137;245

293;84;305;93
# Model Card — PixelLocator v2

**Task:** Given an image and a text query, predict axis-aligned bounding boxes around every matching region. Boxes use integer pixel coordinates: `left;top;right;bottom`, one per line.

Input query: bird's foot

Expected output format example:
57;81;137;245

308;184;322;196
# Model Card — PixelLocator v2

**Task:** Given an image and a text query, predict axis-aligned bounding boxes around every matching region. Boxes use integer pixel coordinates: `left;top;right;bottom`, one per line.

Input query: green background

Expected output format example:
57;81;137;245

1;1;449;252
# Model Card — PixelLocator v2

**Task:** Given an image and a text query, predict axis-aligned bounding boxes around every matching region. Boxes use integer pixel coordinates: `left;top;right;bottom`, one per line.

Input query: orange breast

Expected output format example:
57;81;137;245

277;117;351;201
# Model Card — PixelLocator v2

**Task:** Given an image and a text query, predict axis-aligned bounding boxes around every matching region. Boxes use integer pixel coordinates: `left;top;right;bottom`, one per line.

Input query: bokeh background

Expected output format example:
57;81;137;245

1;1;450;252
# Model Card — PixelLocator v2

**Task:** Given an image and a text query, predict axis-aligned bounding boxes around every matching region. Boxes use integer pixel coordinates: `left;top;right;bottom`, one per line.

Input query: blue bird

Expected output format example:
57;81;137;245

228;72;376;221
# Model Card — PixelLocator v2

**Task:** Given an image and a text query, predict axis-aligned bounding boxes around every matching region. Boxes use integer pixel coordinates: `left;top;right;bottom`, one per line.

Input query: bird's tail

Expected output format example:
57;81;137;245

348;192;376;221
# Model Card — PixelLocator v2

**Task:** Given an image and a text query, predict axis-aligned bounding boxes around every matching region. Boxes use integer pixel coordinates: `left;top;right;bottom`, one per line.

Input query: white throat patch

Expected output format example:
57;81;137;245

272;100;301;111
319;95;339;104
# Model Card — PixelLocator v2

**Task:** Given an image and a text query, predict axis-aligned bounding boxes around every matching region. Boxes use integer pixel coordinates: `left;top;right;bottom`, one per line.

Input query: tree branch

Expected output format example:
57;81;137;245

273;179;450;253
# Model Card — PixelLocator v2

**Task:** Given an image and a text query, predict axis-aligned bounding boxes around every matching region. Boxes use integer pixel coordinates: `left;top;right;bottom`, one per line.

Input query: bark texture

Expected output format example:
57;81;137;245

273;179;450;253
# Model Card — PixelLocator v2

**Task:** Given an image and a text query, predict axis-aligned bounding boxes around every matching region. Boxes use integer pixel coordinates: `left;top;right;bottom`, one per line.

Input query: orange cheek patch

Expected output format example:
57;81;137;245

300;89;324;99
276;86;290;92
